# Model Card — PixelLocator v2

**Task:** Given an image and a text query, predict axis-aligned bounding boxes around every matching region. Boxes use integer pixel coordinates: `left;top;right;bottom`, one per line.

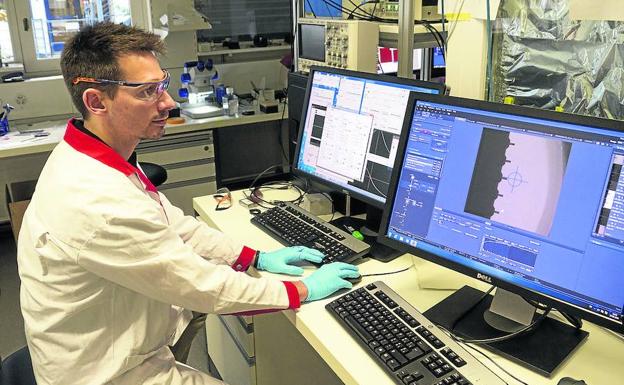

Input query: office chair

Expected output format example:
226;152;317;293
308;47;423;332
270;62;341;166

139;162;168;187
0;346;37;385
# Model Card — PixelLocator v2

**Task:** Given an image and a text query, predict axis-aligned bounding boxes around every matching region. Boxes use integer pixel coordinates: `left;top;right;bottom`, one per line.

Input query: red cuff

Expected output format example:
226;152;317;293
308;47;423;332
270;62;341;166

232;246;256;272
282;281;302;309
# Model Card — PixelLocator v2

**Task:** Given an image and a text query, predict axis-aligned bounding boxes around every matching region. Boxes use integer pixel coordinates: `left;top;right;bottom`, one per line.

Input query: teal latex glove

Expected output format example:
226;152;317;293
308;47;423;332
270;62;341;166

302;262;360;302
256;246;324;276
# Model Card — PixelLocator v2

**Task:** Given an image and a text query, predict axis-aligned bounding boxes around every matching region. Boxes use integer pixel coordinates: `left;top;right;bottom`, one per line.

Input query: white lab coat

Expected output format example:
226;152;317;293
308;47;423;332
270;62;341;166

17;120;300;385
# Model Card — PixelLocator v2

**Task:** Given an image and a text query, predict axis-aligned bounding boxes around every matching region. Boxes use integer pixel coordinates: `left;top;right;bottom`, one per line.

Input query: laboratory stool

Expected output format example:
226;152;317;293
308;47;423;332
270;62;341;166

139;162;168;187
0;346;37;385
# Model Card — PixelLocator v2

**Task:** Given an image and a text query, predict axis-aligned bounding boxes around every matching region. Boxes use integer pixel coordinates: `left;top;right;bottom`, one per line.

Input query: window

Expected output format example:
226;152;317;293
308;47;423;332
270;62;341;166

29;0;132;60
195;0;291;43
12;0;145;74
0;0;14;63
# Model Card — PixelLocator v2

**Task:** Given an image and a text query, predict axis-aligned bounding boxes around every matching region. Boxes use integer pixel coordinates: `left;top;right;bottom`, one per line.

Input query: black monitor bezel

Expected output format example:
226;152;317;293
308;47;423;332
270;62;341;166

378;91;624;333
293;65;446;208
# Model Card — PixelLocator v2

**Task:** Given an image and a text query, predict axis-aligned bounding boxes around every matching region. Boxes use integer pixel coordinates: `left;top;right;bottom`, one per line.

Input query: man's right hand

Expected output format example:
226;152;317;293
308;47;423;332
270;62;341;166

301;262;360;302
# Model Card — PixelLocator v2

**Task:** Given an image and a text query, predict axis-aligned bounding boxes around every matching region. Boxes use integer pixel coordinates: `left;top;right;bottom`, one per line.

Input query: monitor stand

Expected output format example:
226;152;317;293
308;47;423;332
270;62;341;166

330;194;403;262
423;286;589;377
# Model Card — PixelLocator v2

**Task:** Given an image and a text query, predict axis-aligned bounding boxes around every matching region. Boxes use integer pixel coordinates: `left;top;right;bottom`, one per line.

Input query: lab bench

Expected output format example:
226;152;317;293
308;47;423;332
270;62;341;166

193;189;624;385
0;106;288;222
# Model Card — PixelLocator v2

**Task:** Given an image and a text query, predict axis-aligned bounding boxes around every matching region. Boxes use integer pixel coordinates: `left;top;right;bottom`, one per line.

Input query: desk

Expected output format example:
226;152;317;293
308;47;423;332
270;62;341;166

193;190;623;385
0;106;288;221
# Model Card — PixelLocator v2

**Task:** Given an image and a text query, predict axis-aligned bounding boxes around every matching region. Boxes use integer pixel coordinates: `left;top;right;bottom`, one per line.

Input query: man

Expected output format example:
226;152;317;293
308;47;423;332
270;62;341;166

17;22;359;385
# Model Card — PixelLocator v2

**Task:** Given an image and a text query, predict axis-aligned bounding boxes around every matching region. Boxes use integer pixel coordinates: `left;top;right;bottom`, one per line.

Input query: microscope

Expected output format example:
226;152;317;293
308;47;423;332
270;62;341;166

178;59;223;118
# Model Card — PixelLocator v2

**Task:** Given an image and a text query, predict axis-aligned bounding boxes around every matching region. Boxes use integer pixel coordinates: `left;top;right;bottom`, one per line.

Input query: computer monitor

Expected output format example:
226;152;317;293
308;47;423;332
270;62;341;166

293;66;445;261
379;92;624;375
432;46;445;69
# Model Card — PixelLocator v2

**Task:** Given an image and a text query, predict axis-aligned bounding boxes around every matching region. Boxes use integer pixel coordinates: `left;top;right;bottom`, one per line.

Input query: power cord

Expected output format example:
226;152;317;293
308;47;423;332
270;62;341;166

449;286;494;331
361;253;417;278
450;307;552;345
438;331;530;385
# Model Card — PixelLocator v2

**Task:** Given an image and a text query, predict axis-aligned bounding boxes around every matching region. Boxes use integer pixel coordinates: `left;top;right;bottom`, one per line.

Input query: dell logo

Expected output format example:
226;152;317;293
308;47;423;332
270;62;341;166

477;273;492;283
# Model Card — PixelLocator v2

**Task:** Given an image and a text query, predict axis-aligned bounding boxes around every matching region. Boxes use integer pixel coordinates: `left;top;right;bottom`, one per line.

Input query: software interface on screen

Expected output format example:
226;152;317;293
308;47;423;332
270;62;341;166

386;100;624;324
296;71;441;204
433;47;445;69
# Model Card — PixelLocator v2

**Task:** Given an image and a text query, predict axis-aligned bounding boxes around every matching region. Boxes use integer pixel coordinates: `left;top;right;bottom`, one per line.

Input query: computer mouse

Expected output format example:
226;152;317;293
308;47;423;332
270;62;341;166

345;274;362;285
557;377;587;385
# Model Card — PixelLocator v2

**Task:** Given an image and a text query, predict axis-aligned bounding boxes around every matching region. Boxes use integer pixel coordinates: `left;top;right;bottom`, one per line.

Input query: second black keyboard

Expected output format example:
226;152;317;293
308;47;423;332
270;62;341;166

326;281;506;385
250;202;370;265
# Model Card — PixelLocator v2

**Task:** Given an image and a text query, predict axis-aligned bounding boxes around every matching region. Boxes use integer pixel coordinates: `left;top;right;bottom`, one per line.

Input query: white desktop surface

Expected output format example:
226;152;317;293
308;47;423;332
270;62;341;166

193;189;623;385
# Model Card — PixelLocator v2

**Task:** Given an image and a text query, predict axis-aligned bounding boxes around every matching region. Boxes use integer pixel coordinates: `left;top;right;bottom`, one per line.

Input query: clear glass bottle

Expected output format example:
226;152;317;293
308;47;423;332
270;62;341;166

226;87;239;116
222;94;229;116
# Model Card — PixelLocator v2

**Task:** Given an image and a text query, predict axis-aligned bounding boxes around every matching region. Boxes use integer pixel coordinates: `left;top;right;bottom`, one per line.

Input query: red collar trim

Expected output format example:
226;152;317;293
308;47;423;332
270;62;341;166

64;118;157;193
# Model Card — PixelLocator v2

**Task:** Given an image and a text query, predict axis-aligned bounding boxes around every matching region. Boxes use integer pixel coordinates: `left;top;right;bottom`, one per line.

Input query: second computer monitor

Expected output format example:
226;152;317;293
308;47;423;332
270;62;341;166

294;66;445;207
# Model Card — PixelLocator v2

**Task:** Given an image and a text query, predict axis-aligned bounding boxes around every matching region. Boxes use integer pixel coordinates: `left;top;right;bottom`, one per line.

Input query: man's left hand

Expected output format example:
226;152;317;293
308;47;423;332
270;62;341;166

256;246;324;276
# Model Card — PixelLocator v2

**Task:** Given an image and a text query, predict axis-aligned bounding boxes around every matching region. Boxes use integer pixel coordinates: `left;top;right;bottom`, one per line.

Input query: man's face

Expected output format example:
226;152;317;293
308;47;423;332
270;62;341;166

106;53;175;141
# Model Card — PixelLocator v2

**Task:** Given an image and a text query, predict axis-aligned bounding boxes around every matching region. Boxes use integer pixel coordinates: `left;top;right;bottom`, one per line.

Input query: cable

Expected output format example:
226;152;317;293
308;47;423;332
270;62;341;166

319;192;336;221
247;179;306;208
305;0;317;18
361;254;417;278
447;0;467;41
450;336;530;385
323;0;334;18
453;307;552;345
559;311;583;330
246;163;285;207
276;99;289;163
450;286;494;332
320;0;376;20
362;266;412;277
347;0;379;20
440;0;446;52
522;297;584;330
485;0;494;101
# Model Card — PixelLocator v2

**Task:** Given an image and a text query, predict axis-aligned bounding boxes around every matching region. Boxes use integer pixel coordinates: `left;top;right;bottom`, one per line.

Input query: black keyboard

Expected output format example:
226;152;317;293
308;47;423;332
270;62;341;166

250;202;370;265
326;281;505;385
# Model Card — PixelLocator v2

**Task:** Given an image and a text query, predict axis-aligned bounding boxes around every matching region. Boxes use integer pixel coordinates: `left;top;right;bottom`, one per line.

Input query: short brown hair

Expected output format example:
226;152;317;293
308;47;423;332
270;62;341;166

60;22;166;118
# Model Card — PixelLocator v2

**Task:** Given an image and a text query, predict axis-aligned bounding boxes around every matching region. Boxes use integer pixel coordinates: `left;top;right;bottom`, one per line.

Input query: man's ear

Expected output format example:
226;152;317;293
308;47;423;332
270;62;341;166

82;88;109;116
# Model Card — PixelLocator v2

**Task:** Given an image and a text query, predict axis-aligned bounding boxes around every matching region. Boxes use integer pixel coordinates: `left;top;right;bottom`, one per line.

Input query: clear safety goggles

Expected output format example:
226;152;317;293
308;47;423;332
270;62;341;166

72;69;171;102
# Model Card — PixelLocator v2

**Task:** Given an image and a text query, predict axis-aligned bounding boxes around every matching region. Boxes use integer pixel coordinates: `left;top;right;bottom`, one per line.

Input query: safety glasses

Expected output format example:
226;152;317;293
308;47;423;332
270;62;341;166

72;69;171;102
213;188;232;211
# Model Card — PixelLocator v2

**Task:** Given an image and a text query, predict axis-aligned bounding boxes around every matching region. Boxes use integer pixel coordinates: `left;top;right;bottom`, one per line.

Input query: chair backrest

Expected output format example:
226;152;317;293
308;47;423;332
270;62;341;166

139;162;168;187
0;346;37;385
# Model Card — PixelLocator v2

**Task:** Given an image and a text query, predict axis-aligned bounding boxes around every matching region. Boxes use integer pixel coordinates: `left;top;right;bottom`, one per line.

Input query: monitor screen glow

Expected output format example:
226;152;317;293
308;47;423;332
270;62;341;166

295;68;443;206
383;96;624;329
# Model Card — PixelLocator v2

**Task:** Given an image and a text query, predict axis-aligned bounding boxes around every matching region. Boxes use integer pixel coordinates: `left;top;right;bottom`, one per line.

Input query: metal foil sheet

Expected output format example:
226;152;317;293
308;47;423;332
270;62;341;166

493;0;624;120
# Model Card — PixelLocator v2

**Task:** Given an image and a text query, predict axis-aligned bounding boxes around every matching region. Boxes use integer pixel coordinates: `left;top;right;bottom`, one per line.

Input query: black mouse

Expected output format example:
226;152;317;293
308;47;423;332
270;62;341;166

558;377;587;385
345;274;362;285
